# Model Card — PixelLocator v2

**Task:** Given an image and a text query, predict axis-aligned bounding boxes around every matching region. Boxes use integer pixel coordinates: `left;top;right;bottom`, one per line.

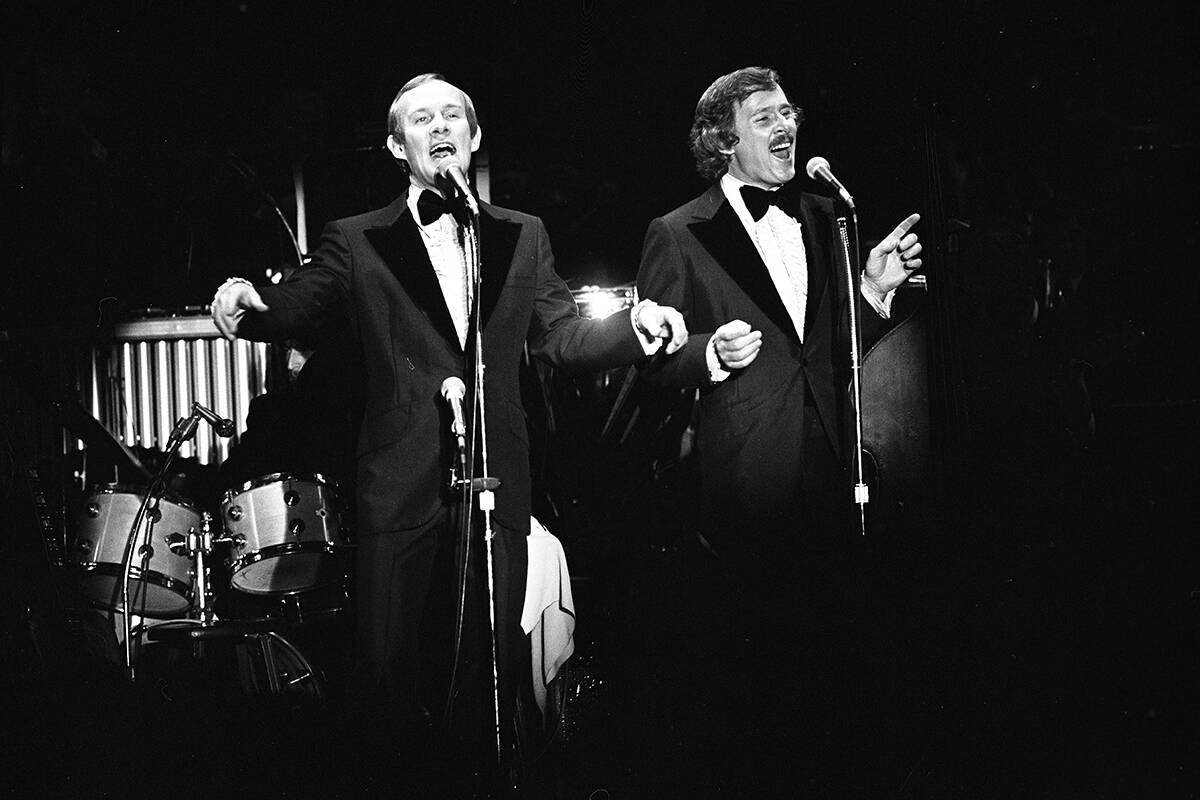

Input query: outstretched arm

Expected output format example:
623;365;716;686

210;222;352;343
212;279;270;341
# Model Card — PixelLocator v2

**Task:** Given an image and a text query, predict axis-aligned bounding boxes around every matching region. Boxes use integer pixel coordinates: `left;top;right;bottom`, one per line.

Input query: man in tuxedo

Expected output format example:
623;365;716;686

636;65;922;553
211;73;687;777
632;64;925;790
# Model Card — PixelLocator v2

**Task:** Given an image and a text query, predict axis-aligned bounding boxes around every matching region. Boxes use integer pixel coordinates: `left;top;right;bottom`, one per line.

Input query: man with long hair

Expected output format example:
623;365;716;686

634;66;923;786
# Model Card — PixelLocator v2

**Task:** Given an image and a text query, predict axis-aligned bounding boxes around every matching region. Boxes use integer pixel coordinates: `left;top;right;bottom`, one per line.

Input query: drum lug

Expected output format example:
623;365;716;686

164;532;188;556
227;504;244;522
86;502;101;518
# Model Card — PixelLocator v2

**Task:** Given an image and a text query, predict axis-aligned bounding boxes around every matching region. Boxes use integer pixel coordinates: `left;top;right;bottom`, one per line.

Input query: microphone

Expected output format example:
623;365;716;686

435;159;479;216
805;156;855;209
191;402;236;438
440;377;468;439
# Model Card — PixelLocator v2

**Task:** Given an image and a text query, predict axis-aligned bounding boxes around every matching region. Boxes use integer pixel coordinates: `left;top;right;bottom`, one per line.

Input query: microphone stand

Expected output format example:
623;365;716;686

835;208;870;536
119;409;199;683
446;192;506;771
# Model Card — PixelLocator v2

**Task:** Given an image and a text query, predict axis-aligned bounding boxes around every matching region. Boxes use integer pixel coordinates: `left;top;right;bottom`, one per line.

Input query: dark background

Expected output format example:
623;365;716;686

3;1;1198;796
5;1;1195;326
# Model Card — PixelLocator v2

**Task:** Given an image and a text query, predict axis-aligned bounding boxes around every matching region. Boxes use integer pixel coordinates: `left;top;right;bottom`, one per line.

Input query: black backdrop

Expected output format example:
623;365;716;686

5;1;1195;337
2;3;1198;793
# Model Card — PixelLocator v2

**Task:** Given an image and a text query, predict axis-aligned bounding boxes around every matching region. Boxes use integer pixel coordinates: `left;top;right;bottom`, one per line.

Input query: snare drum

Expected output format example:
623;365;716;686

222;473;349;595
74;484;199;616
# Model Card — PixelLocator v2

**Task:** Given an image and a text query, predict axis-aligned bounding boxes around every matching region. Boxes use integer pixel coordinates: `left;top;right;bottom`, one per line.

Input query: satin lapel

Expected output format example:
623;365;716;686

796;195;834;339
364;204;462;353
478;206;520;330
689;196;799;342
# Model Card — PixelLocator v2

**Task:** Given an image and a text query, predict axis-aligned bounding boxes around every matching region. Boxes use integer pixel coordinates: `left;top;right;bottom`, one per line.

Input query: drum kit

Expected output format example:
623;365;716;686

34;308;354;696
71;472;353;698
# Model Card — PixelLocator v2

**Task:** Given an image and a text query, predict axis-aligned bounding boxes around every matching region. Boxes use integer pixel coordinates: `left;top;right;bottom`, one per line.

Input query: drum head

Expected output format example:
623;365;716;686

231;550;345;595
77;568;191;617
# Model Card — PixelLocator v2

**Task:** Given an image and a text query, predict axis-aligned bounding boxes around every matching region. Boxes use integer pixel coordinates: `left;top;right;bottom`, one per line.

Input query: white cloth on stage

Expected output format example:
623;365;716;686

522;516;576;715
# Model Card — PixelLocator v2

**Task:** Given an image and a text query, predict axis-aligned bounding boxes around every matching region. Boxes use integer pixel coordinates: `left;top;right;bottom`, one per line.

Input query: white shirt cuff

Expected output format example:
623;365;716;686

630;300;664;356
706;334;731;383
859;279;895;319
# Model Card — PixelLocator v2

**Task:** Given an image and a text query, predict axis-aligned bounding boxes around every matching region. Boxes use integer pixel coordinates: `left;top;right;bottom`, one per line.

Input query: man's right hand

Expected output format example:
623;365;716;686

212;281;269;341
713;319;762;370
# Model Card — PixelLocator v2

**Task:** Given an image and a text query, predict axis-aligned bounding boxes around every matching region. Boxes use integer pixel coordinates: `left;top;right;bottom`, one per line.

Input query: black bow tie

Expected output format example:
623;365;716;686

740;185;795;222
416;189;453;226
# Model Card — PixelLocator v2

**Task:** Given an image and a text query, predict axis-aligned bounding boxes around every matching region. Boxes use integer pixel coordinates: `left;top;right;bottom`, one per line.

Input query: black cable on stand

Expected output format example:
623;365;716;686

435;162;507;773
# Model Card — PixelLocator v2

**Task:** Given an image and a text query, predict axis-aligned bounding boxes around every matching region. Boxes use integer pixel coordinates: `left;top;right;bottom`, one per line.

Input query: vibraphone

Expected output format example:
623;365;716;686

82;309;272;464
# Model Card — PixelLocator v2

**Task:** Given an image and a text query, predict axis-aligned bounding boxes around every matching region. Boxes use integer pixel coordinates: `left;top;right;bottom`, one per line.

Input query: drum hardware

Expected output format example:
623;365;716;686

162;511;227;626
138;508;335;701
118;402;233;682
143;621;324;701
145;516;326;699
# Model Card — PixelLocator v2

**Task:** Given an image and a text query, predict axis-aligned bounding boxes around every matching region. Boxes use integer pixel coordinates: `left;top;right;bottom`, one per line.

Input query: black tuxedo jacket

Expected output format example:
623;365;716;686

636;183;892;528
240;192;647;536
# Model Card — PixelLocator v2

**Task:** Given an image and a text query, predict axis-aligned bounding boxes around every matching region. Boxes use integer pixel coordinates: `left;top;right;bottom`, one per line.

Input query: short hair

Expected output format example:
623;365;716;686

688;66;803;182
385;73;480;175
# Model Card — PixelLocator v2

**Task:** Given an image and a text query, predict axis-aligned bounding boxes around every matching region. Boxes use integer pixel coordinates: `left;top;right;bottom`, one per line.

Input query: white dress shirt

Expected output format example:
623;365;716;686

408;190;473;347
706;174;894;380
721;172;811;339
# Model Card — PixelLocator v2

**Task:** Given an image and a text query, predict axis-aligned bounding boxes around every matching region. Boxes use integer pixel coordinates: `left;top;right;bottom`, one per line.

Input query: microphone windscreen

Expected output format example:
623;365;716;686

440;376;466;401
436;159;464;179
805;156;830;180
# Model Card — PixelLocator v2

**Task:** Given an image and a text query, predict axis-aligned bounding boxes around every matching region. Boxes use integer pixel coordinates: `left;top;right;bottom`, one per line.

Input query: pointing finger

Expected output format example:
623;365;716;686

887;213;921;246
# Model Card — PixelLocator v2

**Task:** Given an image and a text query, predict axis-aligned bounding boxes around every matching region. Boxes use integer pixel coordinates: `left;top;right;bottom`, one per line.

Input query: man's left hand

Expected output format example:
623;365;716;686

863;213;923;297
636;302;689;354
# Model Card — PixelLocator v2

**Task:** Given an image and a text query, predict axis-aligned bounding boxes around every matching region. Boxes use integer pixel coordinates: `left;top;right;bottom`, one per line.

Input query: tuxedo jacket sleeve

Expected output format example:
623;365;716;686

236;194;645;536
